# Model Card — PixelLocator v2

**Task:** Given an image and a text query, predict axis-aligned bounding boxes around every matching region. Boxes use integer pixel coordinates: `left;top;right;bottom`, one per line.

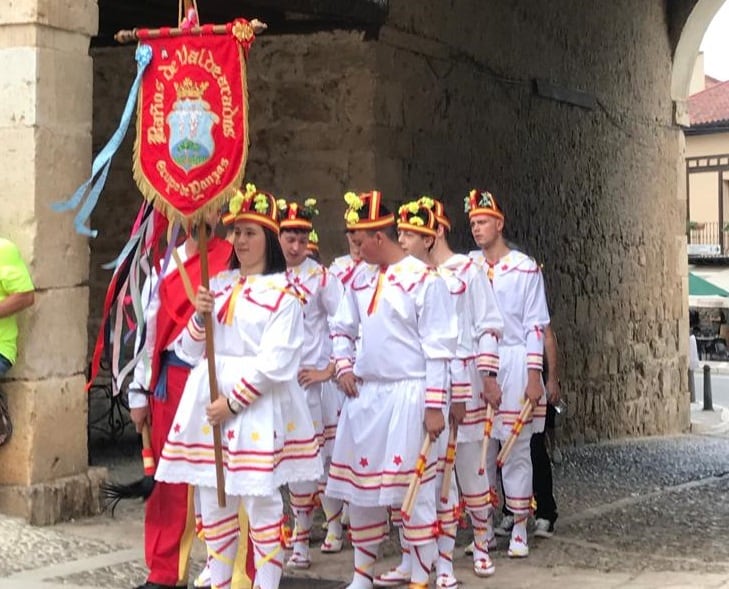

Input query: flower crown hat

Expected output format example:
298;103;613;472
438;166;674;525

397;196;438;237
307;229;319;253
222;183;280;233
431;198;452;230
464;189;504;221
343;190;395;230
278;197;319;231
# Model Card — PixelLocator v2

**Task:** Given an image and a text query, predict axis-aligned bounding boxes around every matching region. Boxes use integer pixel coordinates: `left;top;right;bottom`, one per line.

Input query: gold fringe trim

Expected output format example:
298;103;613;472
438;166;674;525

132;40;250;231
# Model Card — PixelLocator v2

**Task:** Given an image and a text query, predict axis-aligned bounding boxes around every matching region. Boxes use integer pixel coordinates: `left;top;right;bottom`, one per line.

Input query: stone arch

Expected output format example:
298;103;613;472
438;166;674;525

672;0;726;123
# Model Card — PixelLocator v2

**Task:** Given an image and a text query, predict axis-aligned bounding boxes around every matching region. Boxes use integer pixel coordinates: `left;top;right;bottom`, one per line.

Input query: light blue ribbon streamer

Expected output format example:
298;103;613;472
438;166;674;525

52;44;153;237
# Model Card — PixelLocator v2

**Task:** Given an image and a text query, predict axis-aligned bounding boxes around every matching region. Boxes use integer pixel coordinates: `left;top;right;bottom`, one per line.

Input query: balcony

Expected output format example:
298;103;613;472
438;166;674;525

688;221;729;262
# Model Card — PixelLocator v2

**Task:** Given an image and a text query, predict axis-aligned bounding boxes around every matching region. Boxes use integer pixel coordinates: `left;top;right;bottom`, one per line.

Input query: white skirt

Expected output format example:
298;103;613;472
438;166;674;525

326;378;438;508
156;359;324;496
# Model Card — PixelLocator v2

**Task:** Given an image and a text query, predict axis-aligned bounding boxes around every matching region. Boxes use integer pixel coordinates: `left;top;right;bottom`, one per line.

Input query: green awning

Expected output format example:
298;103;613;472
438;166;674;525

689;272;729;297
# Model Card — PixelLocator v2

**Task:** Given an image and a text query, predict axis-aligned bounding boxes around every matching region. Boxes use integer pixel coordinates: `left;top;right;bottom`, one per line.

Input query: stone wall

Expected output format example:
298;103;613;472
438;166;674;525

89;1;692;443
373;0;689;441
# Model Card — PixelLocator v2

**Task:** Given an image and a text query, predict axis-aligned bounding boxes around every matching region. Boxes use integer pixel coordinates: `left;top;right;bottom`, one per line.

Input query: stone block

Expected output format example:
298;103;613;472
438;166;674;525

0;374;88;486
11;287;89;380
0;466;106;525
0;0;98;37
0;47;38;127
36;47;93;132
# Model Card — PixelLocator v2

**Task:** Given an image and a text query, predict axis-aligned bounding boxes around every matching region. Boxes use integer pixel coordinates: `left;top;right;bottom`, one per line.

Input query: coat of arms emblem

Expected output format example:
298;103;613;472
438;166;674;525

167;77;220;172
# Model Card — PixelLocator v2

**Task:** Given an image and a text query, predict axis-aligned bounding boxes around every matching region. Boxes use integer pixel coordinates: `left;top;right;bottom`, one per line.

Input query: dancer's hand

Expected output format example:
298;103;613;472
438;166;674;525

206;396;233;426
338;372;359;398
449;401;466;427
195;285;214;316
481;375;502;409
130;406;149;433
424;408;445;441
298;364;334;388
525;370;544;408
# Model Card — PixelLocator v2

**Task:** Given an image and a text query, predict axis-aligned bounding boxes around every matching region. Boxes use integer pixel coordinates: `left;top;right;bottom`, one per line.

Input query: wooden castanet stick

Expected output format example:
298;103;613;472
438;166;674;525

496;403;533;468
478;404;495;476
439;427;457;504
401;435;432;521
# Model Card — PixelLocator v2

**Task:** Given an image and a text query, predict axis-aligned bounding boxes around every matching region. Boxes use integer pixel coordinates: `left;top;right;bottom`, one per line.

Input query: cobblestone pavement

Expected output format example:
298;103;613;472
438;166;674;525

2;427;729;588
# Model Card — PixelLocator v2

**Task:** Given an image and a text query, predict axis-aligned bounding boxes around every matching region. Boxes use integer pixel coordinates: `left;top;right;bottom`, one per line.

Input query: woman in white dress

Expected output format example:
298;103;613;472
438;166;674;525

155;186;324;589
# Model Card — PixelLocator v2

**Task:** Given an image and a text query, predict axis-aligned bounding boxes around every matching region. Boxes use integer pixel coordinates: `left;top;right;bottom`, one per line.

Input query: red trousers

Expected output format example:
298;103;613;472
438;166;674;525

146;364;195;586
145;363;256;588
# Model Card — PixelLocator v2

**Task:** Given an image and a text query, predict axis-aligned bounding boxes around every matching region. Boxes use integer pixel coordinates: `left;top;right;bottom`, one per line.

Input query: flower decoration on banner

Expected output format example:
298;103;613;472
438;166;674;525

232;19;255;43
343;191;364;225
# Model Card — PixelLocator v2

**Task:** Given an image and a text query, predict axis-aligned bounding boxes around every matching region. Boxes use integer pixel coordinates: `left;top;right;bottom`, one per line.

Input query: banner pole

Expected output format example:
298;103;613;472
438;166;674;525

198;225;227;508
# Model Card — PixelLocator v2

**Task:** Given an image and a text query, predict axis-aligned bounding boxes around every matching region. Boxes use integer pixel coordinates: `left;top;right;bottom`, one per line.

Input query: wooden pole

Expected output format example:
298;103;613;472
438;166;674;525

439;427;457;504
114;19;268;45
198;225;227;508
401;435;432;521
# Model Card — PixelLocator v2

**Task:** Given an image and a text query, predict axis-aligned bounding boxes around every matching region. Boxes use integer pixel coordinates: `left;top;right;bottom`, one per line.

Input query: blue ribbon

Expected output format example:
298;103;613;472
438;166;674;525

154;351;193;401
52;44;153;237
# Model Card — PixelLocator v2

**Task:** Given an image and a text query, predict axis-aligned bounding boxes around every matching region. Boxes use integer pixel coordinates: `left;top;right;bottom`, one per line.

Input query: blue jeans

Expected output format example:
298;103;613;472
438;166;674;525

0;354;12;377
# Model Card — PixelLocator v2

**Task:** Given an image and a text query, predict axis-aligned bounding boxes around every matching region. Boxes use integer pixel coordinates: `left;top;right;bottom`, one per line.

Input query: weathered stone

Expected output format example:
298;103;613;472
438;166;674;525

0;375;88;486
0;466;106;526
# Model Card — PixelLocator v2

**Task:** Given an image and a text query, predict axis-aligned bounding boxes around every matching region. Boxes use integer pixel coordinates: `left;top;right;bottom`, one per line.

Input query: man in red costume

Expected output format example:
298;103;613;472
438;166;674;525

128;220;251;589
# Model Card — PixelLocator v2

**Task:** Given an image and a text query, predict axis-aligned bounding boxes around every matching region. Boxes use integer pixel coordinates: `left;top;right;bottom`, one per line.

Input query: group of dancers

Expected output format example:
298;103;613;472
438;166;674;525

127;185;553;589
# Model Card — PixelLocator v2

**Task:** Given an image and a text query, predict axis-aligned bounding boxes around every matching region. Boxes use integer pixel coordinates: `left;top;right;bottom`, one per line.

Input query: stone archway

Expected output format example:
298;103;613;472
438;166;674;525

672;0;726;124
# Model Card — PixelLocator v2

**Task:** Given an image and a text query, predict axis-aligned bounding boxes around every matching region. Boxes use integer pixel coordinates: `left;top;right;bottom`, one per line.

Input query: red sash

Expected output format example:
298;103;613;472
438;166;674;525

149;237;232;391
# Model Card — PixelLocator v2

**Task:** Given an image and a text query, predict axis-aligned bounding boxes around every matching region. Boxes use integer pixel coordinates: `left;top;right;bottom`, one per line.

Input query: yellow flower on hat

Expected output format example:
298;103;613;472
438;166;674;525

345;209;360;225
406;201;419;214
409;216;425;226
245;183;257;198
253;193;269;213
229;191;245;215
344;191;363;210
276;198;287;211
309;229;319;244
418;196;435;209
304;198;317;208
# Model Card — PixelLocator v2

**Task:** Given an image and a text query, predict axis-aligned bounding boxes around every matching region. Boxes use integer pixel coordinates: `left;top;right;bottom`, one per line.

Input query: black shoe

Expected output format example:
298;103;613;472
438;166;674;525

134;583;186;589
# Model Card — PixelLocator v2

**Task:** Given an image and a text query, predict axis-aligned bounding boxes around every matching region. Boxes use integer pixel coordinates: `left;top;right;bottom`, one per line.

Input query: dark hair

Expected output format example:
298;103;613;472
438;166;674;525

228;225;287;274
373;222;399;243
280;227;310;236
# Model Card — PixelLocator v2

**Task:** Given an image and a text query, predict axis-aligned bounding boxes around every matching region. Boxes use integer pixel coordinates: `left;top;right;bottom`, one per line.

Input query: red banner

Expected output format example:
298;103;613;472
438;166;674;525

134;24;253;222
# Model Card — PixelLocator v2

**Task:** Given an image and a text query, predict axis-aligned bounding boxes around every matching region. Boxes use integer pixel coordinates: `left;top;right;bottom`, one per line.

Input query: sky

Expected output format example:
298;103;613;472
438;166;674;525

701;1;729;81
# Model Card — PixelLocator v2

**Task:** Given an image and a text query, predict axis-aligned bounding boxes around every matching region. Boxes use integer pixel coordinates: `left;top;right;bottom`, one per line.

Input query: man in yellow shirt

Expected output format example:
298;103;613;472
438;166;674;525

0;238;34;444
0;238;34;374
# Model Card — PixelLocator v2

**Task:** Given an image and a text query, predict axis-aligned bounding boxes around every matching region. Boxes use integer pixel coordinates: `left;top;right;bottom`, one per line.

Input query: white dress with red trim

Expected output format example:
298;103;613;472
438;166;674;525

286;257;344;455
437;254;504;444
155;270;324;496
469;250;551;440
327;257;457;507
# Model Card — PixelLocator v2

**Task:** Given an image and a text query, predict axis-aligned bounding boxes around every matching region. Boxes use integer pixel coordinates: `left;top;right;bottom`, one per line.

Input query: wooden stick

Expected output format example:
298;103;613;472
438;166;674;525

401;435;432;521
198;226;227;508
114;19;268;44
478;405;495;476
496;403;533;468
439;427;457;504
